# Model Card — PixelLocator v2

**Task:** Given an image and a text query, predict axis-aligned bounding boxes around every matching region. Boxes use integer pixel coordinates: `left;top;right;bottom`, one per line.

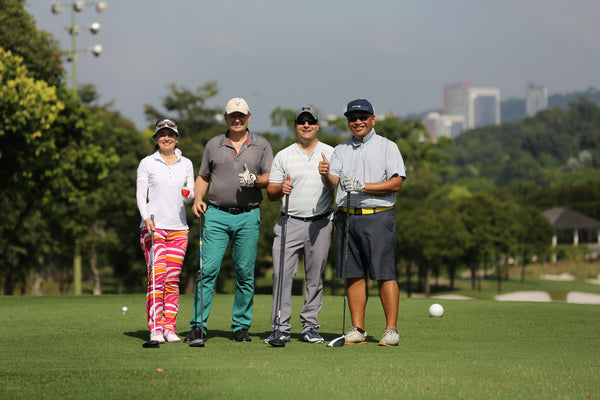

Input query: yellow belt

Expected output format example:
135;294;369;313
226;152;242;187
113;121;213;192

339;206;393;215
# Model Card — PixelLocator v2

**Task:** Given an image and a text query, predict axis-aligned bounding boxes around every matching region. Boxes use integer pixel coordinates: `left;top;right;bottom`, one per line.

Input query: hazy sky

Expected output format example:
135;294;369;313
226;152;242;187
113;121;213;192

25;0;600;133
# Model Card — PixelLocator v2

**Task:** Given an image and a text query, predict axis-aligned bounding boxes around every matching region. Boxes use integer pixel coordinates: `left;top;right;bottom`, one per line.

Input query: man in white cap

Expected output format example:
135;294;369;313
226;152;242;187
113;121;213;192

186;97;273;343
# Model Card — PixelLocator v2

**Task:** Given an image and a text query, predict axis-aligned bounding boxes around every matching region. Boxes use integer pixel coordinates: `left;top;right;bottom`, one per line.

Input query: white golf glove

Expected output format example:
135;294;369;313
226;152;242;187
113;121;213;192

238;163;257;187
342;176;365;192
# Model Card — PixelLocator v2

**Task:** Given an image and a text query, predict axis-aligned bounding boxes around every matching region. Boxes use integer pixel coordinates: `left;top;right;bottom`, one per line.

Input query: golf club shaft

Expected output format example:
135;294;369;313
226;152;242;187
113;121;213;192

150;214;155;330
199;213;204;342
342;192;350;335
274;195;289;333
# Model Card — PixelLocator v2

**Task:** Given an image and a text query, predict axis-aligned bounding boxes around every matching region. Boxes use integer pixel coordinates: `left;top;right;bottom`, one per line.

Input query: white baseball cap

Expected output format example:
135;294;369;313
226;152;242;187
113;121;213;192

225;97;250;115
154;119;178;135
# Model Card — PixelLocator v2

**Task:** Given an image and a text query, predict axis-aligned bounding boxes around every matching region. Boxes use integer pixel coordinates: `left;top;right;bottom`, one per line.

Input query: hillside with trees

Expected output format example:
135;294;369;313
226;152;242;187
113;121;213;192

444;98;600;190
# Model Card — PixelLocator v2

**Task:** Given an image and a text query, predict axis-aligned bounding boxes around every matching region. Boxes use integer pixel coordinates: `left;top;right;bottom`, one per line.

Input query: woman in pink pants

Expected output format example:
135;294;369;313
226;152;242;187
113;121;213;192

136;119;194;343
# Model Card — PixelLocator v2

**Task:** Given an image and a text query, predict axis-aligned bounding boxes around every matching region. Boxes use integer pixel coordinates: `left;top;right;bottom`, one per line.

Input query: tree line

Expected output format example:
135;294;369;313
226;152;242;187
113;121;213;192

2;0;599;295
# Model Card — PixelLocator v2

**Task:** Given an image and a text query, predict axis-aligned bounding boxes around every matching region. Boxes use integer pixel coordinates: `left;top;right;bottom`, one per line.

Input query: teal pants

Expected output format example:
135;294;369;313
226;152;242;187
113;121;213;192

190;206;260;333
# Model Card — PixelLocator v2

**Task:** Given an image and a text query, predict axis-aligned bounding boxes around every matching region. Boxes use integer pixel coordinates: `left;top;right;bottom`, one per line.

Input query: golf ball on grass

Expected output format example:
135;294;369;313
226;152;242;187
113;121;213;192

428;303;444;317
122;306;128;315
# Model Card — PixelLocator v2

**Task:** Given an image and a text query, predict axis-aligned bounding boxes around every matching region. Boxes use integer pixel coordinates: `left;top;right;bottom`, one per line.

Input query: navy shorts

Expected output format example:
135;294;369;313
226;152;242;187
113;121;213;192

335;209;397;280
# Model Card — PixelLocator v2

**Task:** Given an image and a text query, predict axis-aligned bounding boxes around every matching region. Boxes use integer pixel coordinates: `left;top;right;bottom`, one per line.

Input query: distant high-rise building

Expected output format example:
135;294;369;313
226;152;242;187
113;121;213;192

443;81;471;116
525;83;548;117
422;113;438;140
442;114;466;139
422;112;466;141
467;87;501;128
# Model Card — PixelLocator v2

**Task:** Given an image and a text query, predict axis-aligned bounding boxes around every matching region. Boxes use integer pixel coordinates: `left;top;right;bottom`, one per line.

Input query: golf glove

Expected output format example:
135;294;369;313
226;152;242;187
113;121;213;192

342;176;365;192
238;163;257;187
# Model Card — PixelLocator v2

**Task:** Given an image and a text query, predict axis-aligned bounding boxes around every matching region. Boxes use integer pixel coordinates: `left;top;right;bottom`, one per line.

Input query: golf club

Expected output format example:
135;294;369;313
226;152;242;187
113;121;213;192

327;192;350;348
269;194;289;348
190;213;206;347
143;215;160;348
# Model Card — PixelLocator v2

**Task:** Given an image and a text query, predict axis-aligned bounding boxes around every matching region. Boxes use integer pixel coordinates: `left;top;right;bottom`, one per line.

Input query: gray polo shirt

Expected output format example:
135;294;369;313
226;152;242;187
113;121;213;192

329;129;405;208
200;130;273;208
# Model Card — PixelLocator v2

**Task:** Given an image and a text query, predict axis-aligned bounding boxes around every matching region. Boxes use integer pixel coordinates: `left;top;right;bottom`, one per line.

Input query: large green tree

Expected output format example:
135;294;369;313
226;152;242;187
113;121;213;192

0;48;118;294
0;0;63;86
0;48;64;293
453;194;520;291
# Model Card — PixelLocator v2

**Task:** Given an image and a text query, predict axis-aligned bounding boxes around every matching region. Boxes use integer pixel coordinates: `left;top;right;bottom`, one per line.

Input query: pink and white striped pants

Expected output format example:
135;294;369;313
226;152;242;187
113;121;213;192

140;227;189;334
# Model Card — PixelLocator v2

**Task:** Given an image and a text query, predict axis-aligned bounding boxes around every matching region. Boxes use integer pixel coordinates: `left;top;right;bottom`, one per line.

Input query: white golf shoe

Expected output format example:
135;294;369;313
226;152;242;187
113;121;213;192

344;327;367;345
163;329;180;343
378;328;399;347
150;331;165;343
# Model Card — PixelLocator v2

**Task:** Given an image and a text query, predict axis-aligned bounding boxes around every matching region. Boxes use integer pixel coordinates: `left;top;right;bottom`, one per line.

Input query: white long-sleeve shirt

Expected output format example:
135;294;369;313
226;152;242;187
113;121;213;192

136;148;195;230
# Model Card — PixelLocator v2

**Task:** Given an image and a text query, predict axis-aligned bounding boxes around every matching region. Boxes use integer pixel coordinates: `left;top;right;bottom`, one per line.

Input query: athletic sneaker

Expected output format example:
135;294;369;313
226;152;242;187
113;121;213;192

183;326;206;343
378;328;399;347
234;329;251;342
163;329;181;343
302;328;324;343
344;327;367;345
263;331;291;344
150;331;165;344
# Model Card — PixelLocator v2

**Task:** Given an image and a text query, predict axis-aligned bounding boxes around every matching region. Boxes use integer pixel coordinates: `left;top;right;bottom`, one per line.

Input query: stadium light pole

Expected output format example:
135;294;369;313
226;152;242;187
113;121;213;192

51;1;107;295
51;1;107;98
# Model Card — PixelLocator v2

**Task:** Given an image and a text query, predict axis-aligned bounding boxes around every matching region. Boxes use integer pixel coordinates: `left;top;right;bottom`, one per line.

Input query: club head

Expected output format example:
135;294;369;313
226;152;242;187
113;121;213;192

268;338;286;348
327;335;345;347
142;340;160;348
189;338;205;347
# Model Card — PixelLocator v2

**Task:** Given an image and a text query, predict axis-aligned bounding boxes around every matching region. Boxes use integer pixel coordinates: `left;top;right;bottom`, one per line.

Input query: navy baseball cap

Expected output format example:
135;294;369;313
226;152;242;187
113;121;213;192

344;99;374;116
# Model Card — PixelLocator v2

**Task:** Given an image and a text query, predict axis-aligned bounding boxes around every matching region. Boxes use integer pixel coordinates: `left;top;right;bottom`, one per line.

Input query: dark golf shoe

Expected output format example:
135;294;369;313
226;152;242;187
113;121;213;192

233;329;251;342
183;326;206;343
263;331;290;344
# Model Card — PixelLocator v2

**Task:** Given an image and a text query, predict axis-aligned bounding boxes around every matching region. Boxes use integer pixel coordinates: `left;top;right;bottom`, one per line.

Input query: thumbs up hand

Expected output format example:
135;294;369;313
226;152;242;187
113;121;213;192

318;152;330;176
282;173;293;195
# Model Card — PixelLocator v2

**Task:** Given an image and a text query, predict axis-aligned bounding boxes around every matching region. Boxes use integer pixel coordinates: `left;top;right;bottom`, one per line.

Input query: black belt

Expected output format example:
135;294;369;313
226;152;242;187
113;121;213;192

283;212;330;222
211;203;259;215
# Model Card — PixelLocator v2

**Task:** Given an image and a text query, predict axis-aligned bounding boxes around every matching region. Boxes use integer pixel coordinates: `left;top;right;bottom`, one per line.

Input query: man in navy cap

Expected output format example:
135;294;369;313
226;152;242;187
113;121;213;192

319;99;406;346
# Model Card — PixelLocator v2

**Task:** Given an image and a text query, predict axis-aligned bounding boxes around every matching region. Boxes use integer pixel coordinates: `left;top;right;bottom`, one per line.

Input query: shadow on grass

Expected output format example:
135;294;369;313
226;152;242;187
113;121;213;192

125;328;363;344
124;330;152;341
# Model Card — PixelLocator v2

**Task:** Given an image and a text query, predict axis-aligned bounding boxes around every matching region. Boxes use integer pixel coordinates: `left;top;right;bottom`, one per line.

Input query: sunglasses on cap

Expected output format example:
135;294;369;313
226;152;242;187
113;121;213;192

296;118;318;125
347;114;372;123
155;119;177;128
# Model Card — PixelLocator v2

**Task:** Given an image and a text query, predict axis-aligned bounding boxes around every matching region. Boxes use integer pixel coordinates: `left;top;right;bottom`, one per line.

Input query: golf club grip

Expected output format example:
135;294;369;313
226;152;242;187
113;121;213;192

344;193;350;261
283;193;289;218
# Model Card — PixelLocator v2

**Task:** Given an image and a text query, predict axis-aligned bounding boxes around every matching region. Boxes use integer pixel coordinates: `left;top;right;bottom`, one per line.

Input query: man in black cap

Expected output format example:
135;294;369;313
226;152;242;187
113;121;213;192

265;106;335;345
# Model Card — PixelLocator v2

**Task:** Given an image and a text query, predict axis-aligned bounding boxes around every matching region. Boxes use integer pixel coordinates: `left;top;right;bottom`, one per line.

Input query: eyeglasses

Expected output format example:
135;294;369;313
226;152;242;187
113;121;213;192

155;119;177;128
347;114;372;123
296;119;318;126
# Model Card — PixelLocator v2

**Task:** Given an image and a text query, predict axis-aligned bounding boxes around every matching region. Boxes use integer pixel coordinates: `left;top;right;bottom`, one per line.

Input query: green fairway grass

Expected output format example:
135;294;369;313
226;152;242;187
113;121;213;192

1;294;598;399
